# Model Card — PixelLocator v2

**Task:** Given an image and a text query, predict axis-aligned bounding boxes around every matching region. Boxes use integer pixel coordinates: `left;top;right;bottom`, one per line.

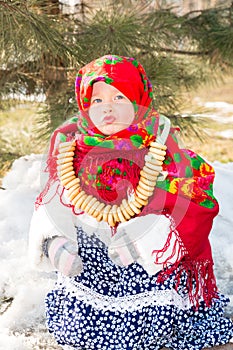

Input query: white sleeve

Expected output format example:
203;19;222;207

108;214;177;275
28;191;77;272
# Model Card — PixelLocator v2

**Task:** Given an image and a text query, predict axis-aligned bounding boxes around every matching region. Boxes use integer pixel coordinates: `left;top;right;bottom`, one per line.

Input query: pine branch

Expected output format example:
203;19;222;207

0;0;80;61
1;0;233;142
146;48;210;56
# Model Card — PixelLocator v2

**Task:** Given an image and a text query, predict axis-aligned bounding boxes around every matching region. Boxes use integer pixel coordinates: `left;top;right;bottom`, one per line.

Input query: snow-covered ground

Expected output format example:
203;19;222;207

192;100;233;139
0;154;61;349
0;122;233;348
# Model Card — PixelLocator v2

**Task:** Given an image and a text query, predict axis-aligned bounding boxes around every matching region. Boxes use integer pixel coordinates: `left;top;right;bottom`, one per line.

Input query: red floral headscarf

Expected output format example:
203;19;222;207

37;55;219;307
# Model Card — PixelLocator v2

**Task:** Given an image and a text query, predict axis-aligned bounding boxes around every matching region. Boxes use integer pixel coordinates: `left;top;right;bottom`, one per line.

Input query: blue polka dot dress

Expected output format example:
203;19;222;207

45;227;233;350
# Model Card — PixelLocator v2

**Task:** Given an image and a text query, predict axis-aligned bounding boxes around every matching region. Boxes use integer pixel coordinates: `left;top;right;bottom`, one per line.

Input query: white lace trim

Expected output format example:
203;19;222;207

57;276;191;313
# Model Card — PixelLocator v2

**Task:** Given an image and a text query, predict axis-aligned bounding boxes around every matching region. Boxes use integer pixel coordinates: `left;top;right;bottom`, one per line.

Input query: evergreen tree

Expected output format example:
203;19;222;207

0;0;233;140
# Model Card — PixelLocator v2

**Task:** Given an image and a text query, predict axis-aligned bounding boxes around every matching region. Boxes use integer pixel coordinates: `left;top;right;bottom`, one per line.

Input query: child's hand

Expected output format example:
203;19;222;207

108;215;172;275
45;236;83;277
108;233;161;275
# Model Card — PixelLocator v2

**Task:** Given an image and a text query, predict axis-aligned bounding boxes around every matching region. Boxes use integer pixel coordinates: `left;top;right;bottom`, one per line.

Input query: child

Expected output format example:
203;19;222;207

28;55;233;350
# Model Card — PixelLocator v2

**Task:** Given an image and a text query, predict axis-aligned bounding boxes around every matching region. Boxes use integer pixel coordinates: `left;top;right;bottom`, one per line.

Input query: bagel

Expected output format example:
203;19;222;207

103;205;112;222
59;170;75;180
61;175;76;187
87;200;101;215
85;197;98;212
57;157;74;165
145;161;162;172
111;205;120;222
65;178;80;189
128;201;141;214
59;141;75;149
74;192;87;208
93;202;106;218
117;207;127;222
69;186;81;201
57;162;73;172
57;151;74;159
80;195;94;211
149;141;167;150
135;196;148;207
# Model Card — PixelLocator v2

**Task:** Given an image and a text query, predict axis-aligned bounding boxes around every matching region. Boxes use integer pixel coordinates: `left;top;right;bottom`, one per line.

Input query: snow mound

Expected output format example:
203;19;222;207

0;154;233;349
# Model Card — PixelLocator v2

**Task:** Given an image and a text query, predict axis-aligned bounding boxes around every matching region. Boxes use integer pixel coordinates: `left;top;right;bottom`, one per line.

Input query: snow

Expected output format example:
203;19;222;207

59;0;80;15
204;102;233;114
193;99;233;125
0;155;60;349
219;130;233;139
0;154;233;349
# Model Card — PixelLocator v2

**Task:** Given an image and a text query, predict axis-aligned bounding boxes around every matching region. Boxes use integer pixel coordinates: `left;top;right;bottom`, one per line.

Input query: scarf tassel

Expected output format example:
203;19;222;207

152;222;218;309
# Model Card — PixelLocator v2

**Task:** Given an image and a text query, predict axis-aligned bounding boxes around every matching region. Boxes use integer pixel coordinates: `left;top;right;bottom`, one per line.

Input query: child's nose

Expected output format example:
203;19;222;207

103;103;113;113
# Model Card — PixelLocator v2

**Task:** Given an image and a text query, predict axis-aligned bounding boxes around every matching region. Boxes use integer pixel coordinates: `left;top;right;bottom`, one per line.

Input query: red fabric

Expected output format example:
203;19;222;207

37;55;220;307
75;55;152;117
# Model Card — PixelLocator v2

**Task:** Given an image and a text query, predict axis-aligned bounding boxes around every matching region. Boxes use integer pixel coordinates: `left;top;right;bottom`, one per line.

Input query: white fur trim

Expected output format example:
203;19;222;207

108;214;174;275
28;186;174;276
28;194;77;272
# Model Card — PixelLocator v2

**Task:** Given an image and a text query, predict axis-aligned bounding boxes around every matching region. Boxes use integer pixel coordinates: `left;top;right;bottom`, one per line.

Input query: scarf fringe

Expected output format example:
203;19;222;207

152;218;218;308
157;257;218;309
35;177;58;209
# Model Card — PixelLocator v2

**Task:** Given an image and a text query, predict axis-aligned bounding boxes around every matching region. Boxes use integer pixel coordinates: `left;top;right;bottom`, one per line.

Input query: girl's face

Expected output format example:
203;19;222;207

88;81;135;135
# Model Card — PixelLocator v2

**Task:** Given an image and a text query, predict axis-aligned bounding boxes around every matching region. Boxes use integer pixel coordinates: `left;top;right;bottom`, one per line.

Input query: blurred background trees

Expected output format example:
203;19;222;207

0;0;233;176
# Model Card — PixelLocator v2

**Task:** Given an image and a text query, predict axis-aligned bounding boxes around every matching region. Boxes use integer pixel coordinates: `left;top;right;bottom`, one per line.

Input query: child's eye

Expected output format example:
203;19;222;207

91;98;102;104
114;95;125;101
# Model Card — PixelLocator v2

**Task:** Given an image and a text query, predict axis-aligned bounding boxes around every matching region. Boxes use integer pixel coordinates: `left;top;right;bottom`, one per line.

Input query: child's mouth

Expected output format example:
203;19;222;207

103;115;116;124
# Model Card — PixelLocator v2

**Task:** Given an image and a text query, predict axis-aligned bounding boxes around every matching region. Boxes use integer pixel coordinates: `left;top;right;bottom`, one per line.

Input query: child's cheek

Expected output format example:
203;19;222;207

89;105;102;125
117;103;135;124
